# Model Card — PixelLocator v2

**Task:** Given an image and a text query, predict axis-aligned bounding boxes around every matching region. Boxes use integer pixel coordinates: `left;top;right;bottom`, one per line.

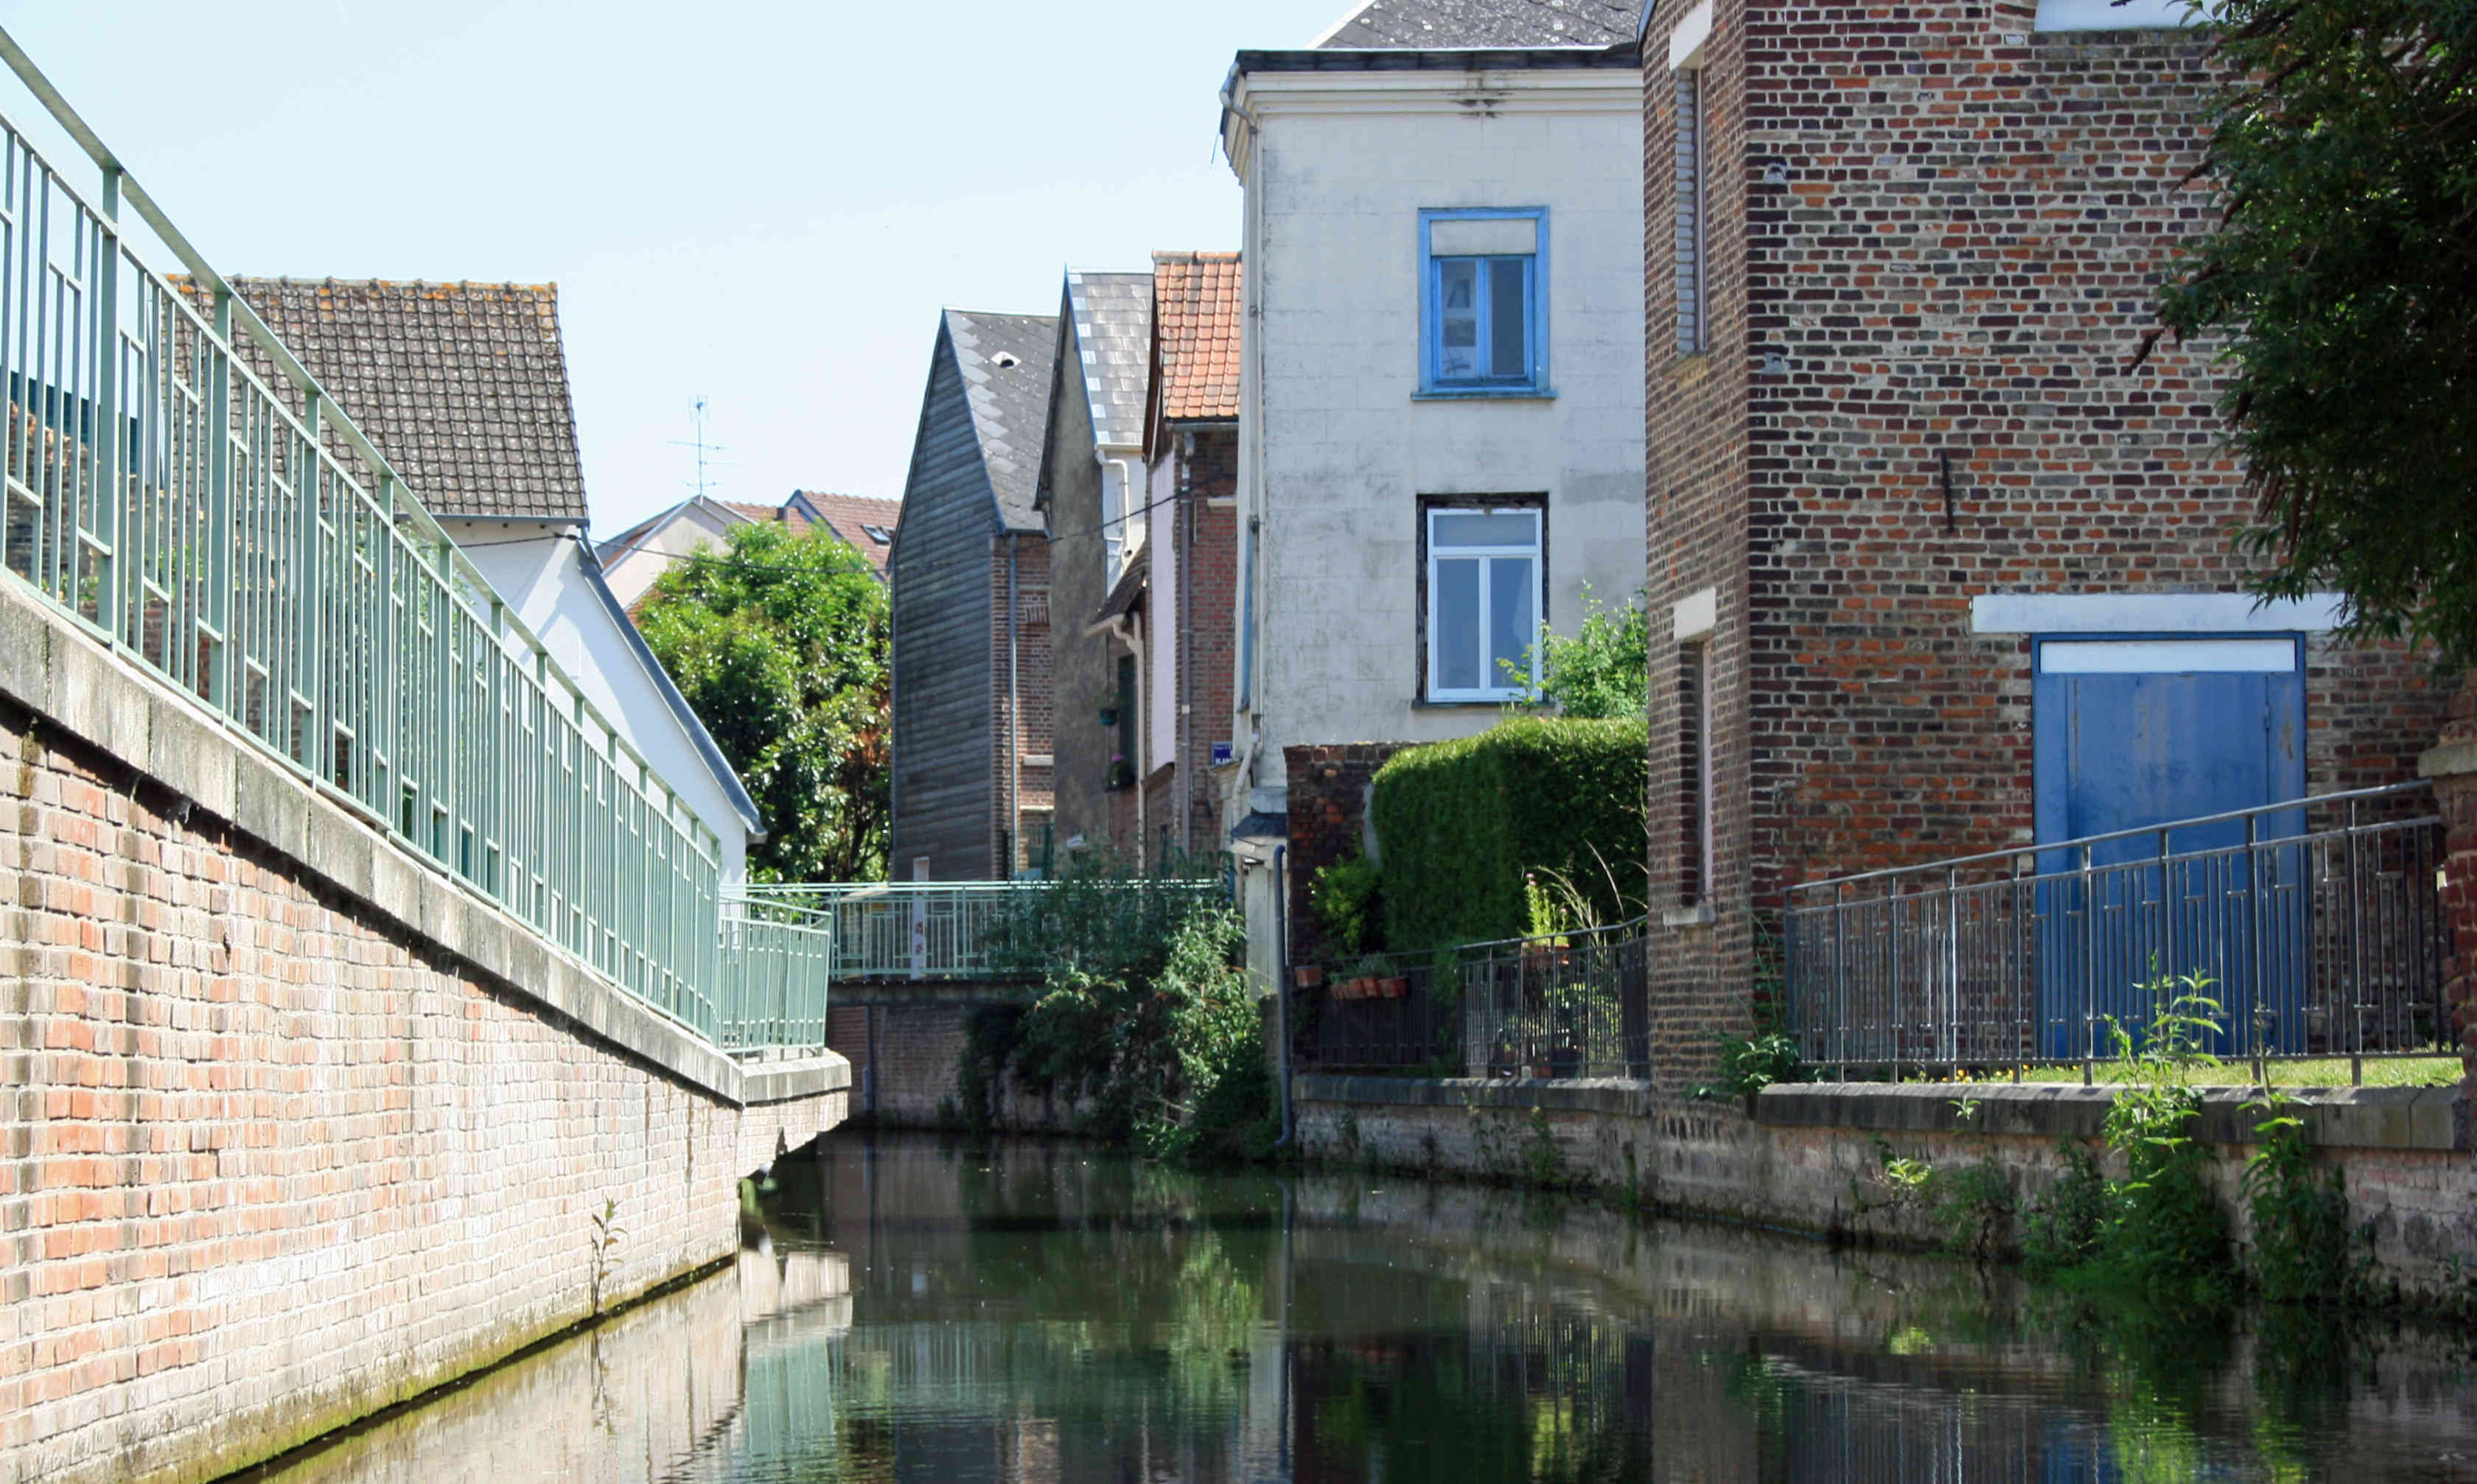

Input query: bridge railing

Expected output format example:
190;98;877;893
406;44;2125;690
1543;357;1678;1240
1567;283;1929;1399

737;879;1227;982
0;31;755;1040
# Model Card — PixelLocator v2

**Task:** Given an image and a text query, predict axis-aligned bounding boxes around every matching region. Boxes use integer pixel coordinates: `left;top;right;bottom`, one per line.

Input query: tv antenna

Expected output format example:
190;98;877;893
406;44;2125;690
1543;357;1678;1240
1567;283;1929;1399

667;397;730;500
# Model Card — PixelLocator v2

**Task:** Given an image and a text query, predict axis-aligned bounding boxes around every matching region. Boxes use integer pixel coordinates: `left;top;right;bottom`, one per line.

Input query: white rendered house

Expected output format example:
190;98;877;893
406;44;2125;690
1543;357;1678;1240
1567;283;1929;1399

1217;1;1650;983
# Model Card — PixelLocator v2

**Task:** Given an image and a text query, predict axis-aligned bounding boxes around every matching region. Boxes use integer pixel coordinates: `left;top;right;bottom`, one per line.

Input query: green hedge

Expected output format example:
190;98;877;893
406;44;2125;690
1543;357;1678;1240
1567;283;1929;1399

1369;716;1649;951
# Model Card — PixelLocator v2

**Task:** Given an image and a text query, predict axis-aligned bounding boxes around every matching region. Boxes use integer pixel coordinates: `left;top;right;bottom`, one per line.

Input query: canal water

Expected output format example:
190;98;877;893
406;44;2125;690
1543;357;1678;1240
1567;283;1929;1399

248;1133;2477;1482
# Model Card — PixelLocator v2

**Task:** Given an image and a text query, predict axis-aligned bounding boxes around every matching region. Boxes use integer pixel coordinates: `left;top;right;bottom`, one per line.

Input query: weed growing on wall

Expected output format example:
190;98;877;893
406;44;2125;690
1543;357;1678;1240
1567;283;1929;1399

2095;984;2233;1298
2243;1091;2366;1305
2023;1141;2113;1273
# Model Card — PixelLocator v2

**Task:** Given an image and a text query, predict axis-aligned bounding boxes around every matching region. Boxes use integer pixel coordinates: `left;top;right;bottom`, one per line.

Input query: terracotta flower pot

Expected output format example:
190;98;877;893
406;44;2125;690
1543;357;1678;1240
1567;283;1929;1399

1293;964;1324;989
1379;976;1408;999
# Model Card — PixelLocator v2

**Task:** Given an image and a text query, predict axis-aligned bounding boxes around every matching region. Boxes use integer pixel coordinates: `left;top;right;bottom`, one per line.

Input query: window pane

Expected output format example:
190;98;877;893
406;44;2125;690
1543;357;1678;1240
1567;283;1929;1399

1437;259;1478;380
1488;257;1529;378
1434;558;1481;692
1489;556;1535;688
1433;511;1537;550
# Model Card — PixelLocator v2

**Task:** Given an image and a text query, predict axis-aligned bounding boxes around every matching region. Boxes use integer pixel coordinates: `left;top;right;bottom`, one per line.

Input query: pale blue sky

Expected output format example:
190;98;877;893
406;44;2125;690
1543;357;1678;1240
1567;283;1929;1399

0;0;1344;534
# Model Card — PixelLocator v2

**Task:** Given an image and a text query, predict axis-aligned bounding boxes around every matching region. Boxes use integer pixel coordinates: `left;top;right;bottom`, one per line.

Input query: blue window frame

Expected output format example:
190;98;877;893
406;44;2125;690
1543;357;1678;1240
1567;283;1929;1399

1419;208;1548;396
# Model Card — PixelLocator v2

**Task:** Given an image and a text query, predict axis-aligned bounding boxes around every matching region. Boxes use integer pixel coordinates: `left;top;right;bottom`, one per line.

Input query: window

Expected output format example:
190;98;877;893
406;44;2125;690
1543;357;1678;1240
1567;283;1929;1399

1419;209;1548;395
1674;66;1707;355
1423;504;1543;701
1675;640;1711;906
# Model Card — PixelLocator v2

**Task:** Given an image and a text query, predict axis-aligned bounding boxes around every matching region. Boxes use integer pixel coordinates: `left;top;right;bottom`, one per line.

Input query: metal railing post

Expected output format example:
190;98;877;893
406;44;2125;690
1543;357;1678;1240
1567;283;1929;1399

2081;841;2097;1085
1944;865;1960;1067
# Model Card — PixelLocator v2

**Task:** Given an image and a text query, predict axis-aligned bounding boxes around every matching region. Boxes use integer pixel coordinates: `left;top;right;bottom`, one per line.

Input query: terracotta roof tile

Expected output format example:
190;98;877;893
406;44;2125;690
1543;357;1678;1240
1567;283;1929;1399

1152;252;1243;424
208;278;591;524
790;491;901;578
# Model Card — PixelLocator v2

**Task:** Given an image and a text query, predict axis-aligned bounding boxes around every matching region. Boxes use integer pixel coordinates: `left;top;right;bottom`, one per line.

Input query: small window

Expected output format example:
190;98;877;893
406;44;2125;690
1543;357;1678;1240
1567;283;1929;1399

1420;209;1547;395
1676;640;1712;905
1424;505;1542;701
1674;67;1708;356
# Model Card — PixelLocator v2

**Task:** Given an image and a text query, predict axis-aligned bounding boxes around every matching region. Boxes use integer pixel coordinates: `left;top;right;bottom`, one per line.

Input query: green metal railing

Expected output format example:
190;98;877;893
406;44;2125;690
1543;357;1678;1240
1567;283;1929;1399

717;898;836;1049
737;880;1226;982
0;29;782;1042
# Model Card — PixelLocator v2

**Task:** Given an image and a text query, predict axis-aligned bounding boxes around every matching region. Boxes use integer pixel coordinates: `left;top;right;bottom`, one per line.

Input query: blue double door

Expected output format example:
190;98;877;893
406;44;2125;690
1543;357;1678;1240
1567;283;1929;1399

2032;637;2305;1057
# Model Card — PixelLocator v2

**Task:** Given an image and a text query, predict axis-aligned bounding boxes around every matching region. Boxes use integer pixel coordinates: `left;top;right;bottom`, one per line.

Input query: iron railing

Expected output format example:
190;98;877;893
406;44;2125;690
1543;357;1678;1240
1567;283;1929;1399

715;897;836;1051
736;879;1226;982
1302;922;1650;1078
0;31;758;1039
1784;782;2450;1077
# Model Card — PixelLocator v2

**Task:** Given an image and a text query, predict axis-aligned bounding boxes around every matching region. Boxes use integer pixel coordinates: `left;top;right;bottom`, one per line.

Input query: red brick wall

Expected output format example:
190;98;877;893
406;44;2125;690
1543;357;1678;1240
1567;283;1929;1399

1175;427;1240;856
0;698;842;1484
989;536;1053;876
1638;0;2448;1088
1284;743;1414;965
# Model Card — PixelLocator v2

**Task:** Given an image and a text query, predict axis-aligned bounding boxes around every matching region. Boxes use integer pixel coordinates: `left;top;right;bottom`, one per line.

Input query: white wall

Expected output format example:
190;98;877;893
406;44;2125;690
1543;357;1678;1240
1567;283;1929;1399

1147;452;1178;781
1227;66;1649;818
445;519;754;885
598;503;737;610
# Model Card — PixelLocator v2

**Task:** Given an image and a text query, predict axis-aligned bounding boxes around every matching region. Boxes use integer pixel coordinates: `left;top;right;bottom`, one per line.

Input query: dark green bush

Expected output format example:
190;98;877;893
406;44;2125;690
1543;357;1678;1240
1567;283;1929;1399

1369;716;1648;951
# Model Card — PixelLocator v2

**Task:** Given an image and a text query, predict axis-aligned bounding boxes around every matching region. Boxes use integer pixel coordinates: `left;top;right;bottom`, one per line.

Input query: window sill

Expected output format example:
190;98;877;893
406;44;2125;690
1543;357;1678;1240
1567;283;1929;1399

1413;386;1557;403
1412;697;1523;710
1663;354;1711;385
1663;903;1716;928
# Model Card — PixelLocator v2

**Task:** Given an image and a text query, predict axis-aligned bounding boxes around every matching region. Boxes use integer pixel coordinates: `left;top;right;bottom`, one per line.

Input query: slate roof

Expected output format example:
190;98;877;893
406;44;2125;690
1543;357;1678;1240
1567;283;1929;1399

1152;253;1243;425
944;309;1058;532
1313;0;1638;46
1064;271;1153;451
220;278;591;524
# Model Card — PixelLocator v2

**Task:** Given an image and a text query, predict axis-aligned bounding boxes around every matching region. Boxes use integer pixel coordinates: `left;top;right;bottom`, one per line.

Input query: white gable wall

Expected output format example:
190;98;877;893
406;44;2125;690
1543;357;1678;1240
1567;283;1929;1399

1225;65;1649;819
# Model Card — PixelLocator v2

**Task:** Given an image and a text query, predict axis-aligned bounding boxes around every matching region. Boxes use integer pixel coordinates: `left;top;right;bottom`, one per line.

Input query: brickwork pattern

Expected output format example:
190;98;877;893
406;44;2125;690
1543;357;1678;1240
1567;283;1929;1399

1174;432;1240;855
0;707;837;1484
991;536;1054;875
1638;0;2448;1090
1284;743;1414;965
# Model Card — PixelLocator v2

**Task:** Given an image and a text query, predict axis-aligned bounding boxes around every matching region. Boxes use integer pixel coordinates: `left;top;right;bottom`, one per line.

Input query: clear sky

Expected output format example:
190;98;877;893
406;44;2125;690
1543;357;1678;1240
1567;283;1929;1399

0;0;1346;535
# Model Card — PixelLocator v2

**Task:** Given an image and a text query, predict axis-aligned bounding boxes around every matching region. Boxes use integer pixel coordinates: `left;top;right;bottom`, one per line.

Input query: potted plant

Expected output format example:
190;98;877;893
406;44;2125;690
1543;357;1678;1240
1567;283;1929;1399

1293;962;1325;989
1377;974;1409;999
1105;755;1136;790
1340;953;1390;1001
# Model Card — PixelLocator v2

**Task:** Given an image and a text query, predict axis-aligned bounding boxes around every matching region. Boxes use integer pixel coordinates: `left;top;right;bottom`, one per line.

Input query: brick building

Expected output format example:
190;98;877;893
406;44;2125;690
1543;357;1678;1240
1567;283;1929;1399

1145;252;1245;859
1633;0;2448;1082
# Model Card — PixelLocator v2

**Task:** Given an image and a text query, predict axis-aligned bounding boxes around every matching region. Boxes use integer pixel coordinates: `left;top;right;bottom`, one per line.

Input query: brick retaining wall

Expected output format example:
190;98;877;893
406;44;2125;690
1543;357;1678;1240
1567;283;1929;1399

0;578;848;1484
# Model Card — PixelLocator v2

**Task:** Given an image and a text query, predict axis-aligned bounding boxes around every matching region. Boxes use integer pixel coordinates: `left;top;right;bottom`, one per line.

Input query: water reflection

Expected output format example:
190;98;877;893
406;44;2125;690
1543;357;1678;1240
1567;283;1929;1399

248;1135;2477;1483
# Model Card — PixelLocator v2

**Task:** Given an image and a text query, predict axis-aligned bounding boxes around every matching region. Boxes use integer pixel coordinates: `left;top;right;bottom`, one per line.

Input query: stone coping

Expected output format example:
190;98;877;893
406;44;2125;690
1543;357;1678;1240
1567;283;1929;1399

1757;1081;2466;1151
1292;1074;2466;1151
0;571;792;1108
743;1054;853;1105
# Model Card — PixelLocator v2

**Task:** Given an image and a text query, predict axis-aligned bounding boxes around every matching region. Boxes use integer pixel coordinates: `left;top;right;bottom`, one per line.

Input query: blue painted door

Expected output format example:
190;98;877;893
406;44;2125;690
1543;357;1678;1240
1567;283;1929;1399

2033;637;2305;1057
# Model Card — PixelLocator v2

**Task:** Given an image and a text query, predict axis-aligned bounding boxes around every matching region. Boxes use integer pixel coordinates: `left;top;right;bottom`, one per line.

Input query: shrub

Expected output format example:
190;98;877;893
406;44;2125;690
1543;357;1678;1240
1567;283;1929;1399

1369;715;1648;951
1309;853;1383;958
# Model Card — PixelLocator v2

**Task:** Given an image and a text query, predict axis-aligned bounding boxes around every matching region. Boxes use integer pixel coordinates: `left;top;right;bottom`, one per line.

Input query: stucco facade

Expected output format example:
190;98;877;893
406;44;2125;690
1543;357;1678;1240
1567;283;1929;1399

1218;49;1649;974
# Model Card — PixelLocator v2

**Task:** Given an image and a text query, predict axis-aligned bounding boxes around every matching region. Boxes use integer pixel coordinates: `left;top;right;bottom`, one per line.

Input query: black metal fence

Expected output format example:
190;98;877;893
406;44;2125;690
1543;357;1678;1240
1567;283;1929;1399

1297;922;1650;1078
1783;783;2451;1077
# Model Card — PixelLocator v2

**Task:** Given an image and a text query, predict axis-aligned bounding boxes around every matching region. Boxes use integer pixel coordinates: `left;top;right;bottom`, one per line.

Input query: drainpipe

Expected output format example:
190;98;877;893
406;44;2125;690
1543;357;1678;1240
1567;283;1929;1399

1131;609;1148;869
1007;532;1021;876
1273;842;1293;1148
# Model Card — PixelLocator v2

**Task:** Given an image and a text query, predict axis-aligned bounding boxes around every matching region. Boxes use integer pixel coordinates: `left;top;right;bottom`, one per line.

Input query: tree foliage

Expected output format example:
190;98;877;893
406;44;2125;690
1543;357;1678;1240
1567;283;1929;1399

634;522;890;882
2154;0;2477;659
1523;585;1650;721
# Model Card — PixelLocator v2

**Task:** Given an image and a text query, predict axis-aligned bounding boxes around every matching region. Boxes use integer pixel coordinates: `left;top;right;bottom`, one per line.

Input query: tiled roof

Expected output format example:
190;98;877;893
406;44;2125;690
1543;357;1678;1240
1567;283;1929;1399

944;309;1058;533
1313;0;1638;47
219;278;591;524
789;491;902;578
1153;253;1242;424
1064;271;1153;451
